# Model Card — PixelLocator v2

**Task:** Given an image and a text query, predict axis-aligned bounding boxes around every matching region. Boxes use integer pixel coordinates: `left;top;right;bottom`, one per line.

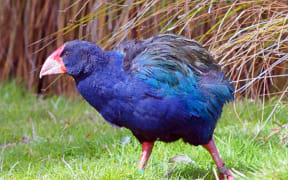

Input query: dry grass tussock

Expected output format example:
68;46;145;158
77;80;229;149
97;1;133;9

1;0;287;98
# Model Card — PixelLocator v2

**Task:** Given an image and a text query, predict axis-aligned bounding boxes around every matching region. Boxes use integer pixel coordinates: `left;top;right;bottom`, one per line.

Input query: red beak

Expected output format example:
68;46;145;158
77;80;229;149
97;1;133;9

39;45;67;78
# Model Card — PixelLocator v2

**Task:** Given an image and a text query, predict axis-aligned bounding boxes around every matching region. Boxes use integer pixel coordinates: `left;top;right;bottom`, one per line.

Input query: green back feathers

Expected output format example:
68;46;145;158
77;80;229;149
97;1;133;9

114;34;220;75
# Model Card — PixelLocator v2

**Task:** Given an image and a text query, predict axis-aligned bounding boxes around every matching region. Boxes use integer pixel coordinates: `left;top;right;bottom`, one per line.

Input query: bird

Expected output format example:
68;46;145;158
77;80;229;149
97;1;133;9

40;34;234;180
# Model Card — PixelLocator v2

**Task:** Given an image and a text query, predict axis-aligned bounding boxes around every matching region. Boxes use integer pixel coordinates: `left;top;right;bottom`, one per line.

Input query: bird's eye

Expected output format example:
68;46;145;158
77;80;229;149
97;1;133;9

61;51;70;57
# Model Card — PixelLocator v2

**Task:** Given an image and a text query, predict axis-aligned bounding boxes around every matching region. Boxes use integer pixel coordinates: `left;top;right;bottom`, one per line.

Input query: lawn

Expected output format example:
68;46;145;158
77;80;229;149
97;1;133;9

0;81;287;179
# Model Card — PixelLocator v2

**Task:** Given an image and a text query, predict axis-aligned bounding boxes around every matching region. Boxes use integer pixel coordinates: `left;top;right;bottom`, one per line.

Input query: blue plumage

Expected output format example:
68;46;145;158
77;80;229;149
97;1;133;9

60;34;234;146
40;34;236;178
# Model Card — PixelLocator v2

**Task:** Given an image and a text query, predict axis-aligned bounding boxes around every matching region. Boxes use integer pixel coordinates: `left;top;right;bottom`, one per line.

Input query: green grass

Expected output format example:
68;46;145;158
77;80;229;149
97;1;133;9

0;81;287;180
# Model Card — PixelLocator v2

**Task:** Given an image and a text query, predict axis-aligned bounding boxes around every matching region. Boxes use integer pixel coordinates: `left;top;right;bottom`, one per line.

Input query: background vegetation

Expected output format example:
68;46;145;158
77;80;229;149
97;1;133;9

1;0;287;99
1;0;288;179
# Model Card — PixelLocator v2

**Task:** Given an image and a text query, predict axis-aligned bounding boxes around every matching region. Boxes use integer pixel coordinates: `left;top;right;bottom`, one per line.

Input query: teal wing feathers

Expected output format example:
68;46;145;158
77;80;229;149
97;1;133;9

114;34;234;120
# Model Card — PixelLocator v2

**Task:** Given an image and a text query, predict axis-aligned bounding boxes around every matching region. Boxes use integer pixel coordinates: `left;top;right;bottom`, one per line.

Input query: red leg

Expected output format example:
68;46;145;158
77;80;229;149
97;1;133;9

202;139;234;180
138;142;154;170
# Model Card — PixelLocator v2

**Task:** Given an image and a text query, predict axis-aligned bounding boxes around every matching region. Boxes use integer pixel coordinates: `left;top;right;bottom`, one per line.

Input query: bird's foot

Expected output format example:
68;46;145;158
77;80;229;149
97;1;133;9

202;140;235;180
218;165;234;180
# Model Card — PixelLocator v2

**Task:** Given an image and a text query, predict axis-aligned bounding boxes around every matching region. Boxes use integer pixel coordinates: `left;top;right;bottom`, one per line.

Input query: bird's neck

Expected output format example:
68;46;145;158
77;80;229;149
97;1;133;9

74;51;127;110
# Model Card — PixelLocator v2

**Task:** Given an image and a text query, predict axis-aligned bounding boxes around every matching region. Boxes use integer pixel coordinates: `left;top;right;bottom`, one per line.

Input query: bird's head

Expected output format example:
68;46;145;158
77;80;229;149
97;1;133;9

40;40;104;79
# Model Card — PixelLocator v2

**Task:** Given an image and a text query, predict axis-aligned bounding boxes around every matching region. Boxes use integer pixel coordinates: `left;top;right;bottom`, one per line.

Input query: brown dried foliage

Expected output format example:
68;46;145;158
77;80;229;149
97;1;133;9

0;0;287;100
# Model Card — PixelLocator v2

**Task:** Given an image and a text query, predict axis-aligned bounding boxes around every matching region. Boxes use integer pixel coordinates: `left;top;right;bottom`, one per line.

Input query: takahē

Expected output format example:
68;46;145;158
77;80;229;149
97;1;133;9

40;34;234;179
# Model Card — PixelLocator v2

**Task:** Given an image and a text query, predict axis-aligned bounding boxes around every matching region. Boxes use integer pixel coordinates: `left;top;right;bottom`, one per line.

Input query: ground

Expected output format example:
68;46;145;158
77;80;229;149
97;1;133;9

0;81;287;179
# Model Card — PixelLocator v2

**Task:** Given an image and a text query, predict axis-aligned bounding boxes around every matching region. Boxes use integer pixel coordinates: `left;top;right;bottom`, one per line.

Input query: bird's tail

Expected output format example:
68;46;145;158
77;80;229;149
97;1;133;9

199;71;234;104
197;71;234;122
